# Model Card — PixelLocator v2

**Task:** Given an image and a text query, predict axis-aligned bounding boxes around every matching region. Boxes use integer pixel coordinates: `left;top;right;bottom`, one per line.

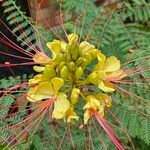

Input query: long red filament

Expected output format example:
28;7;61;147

94;111;125;150
0;51;33;61
0;20;48;60
0;19;38;54
0;32;34;57
2;97;55;149
0;82;28;97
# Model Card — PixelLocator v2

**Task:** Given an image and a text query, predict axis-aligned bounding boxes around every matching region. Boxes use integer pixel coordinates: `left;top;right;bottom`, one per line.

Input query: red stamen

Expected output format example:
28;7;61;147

0;51;33;61
0;82;28;97
0;32;34;57
94;111;125;150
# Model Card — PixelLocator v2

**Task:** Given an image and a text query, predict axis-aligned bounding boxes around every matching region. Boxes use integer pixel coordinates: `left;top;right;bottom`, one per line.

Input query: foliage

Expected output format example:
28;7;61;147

2;0;37;51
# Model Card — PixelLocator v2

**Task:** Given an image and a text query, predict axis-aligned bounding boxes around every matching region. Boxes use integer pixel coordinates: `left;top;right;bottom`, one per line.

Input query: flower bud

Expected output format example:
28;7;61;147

70;43;80;61
67;62;76;71
75;57;83;66
58;61;66;70
90;49;99;60
60;66;70;79
68;34;78;43
66;53;72;62
83;53;92;63
71;48;78;61
77;47;82;56
75;67;83;79
82;57;91;68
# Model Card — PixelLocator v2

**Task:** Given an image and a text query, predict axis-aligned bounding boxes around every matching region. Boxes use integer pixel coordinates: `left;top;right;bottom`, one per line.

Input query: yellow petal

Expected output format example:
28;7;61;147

67;34;78;43
103;56;120;72
106;69;126;81
94;62;104;71
71;88;80;105
42;65;56;80
53;54;63;65
67;108;79;123
87;72;99;85
47;40;61;59
61;41;67;52
52;93;70;119
95;93;112;108
97;53;106;63
83;95;100;110
98;108;105;117
80;41;95;54
33;66;45;72
51;77;64;94
84;109;91;124
27;81;54;102
97;70;107;80
90;49;100;60
98;81;115;92
28;74;42;85
33;52;51;64
98;105;105;116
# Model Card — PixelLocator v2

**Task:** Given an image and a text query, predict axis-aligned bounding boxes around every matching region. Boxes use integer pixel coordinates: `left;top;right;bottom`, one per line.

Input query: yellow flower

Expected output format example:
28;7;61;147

52;93;70;119
52;93;79;122
47;39;66;59
83;95;104;124
28;34;118;124
27;77;64;102
26;81;54;102
94;53;126;92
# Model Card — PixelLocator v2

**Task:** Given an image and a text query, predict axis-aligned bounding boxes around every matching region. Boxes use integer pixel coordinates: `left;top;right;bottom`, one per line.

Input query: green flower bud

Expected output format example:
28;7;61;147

84;53;92;63
67;62;76;71
68;34;78;43
75;67;83;79
71;48;78;61
75;57;83;66
66;53;72;62
77;47;82;56
82;58;91;68
58;61;66;70
60;66;70;79
70;43;80;61
90;49;99;60
62;53;67;60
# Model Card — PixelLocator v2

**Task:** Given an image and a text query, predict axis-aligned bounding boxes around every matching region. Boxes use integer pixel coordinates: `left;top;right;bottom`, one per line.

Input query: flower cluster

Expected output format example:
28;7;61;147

26;34;126;124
